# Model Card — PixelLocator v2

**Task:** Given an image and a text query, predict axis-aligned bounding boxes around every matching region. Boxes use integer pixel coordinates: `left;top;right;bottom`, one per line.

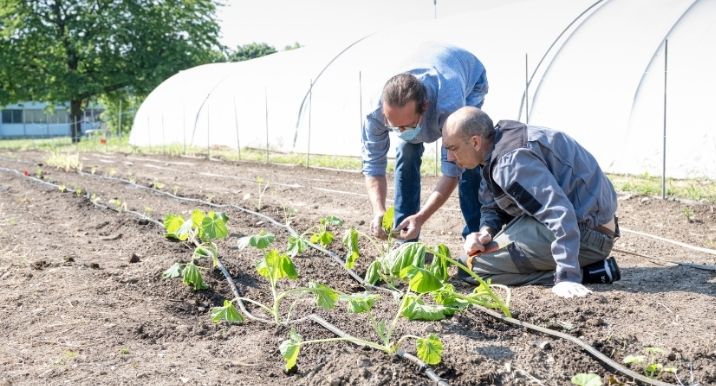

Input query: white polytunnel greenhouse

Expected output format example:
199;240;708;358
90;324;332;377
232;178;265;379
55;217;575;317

130;0;716;179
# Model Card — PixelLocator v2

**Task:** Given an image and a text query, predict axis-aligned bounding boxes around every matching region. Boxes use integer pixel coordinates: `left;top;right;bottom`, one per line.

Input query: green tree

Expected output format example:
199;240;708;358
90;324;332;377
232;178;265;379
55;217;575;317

227;42;277;62
0;0;223;142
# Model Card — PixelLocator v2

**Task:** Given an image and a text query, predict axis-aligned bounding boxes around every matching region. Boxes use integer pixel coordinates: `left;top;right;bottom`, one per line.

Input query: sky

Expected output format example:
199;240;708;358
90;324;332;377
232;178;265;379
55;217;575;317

217;0;483;50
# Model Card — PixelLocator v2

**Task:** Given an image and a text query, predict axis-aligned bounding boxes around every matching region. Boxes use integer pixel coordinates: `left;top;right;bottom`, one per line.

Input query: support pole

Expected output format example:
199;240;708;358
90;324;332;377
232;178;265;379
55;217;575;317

265;87;269;164
661;39;668;200
233;98;241;160
525;53;530;124
307;79;313;168
206;104;211;160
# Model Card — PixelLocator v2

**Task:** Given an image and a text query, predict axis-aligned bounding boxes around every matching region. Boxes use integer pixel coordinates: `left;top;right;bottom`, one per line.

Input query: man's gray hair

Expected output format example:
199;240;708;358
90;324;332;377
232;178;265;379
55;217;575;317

457;107;495;141
382;73;427;114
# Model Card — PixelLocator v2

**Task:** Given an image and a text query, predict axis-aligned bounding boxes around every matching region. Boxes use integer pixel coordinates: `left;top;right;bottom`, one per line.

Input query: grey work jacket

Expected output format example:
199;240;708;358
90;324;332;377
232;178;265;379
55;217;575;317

479;120;618;283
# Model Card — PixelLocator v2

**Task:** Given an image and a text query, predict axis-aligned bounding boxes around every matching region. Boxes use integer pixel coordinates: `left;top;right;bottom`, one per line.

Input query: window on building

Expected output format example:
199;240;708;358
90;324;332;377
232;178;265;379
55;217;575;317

1;109;23;124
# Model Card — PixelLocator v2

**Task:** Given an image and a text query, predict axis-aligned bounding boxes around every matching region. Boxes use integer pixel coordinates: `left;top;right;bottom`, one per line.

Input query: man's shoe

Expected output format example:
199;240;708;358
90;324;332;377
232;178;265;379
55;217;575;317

582;256;621;284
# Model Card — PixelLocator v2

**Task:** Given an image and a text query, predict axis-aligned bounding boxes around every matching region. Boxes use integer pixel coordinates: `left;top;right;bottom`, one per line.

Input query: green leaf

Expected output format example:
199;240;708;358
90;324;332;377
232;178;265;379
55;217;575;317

623;355;646;365
320;215;343;227
210;300;243;324
287;235;308;257
199;211;229;242
163;214;189;240
310;230;334;247
380;242;427;276
182;261;207;290
162;262;184;279
194;243;219;268
364;260;382;285
308;282;339;310
237;230;275;250
381;207;394;234
416;334;443;365
341;292;380;313
644;363;663;377
400;294;450;321
570;373;602;386
256;249;298;283
399;266;443;294
429;244;451;281
433;284;470;311
342;228;360;269
279;330;302;371
191;209;206;229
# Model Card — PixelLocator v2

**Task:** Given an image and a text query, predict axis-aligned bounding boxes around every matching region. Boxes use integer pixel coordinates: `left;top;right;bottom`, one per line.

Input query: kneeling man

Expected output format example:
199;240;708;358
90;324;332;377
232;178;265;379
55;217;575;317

442;107;621;299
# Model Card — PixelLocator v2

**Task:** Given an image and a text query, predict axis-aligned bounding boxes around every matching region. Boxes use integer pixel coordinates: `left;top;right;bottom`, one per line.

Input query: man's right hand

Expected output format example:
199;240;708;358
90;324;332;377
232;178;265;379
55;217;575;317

463;230;493;256
370;214;388;240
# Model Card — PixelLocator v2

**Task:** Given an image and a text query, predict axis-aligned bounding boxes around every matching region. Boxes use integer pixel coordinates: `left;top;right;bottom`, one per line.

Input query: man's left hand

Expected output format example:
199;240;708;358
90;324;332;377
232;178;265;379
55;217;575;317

551;282;591;298
394;215;424;240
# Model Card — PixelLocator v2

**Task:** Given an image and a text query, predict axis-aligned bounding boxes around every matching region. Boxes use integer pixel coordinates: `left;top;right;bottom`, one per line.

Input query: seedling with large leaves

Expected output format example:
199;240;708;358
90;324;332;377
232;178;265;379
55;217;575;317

356;238;511;318
233;231;344;324
162;209;229;290
279;287;445;372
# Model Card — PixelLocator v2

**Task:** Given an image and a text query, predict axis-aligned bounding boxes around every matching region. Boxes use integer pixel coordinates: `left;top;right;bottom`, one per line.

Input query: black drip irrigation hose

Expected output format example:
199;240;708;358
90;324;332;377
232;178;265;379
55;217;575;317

215;259;449;385
469;306;678;386
70;170;398;297
0;165;685;386
0;165;447;384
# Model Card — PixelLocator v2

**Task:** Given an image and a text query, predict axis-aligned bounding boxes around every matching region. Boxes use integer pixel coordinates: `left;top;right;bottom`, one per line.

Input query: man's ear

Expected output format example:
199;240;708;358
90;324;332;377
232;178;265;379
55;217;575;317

470;135;481;150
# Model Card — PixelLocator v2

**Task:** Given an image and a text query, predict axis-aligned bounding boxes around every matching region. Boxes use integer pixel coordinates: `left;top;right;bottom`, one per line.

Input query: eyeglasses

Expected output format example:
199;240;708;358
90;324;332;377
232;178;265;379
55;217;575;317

385;124;418;134
384;115;421;133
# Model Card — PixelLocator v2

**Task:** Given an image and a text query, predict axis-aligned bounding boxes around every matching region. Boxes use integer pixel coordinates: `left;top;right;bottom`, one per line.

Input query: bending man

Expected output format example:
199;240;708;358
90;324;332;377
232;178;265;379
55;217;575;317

442;106;621;298
362;42;488;241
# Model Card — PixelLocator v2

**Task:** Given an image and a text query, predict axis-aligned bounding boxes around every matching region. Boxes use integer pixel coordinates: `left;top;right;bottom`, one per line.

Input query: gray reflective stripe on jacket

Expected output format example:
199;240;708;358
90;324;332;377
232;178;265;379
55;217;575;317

479;120;618;283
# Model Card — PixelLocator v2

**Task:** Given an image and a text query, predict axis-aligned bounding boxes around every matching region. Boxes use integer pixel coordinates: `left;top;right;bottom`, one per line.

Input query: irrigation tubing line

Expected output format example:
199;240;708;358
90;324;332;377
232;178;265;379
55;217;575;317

0;166;447;384
61;167;398;296
2;165;685;385
613;247;716;272
3;154;713;257
620;227;716;256
469;306;677;386
215;257;448;386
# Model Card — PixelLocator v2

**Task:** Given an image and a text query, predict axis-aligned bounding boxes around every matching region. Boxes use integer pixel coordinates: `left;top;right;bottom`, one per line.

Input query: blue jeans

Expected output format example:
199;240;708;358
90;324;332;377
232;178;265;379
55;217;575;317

393;141;482;240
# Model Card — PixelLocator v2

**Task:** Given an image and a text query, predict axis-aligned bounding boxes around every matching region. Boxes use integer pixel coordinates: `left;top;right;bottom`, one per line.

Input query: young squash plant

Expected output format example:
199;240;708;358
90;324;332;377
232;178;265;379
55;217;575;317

233;229;446;371
342;207;511;319
286;215;344;257
280;289;444;371
229;230;345;324
161;209;229;291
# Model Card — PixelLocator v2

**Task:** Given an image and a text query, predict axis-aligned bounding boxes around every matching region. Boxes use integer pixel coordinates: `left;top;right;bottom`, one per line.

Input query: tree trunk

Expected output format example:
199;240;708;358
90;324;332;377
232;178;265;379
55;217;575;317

70;99;82;143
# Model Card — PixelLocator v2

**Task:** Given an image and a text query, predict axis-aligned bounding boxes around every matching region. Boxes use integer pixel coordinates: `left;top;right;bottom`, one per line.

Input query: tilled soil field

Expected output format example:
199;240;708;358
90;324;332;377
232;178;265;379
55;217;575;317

0;149;714;386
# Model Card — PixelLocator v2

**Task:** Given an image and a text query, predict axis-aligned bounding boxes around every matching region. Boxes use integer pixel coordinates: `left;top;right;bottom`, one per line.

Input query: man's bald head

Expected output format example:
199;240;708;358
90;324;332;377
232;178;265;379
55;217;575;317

444;106;494;141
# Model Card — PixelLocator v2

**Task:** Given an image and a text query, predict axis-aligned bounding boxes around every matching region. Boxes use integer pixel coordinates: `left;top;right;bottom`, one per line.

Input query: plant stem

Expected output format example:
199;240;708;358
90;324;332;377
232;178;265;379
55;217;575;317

235;297;273;316
394;334;422;352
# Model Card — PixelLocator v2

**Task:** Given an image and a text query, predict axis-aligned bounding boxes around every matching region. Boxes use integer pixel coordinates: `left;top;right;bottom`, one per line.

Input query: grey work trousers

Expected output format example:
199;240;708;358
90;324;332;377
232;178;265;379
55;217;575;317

470;215;615;285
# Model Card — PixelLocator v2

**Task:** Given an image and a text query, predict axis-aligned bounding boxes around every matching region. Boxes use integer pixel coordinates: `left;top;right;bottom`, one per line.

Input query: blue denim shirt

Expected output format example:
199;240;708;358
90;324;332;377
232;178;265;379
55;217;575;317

361;43;488;177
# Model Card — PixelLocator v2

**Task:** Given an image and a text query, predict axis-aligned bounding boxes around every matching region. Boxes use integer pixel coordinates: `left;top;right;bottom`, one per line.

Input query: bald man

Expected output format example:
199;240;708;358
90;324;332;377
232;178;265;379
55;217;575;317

442;106;621;299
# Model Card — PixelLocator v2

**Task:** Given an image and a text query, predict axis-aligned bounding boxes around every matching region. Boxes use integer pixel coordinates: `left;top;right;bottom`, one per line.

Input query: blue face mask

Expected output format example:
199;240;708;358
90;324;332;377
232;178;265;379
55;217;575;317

396;124;422;142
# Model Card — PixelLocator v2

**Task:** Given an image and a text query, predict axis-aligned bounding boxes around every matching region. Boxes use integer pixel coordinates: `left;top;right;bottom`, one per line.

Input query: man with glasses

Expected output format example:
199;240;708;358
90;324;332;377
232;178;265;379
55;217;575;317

361;42;488;242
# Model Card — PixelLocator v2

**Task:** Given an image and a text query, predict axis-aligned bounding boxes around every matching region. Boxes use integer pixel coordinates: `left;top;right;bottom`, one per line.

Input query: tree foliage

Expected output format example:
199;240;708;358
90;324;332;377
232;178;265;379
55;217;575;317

227;42;277;62
0;0;223;141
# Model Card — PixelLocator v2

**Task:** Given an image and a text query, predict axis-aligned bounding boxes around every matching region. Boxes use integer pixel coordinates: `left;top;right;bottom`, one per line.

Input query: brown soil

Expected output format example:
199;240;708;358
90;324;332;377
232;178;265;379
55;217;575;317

0;150;714;386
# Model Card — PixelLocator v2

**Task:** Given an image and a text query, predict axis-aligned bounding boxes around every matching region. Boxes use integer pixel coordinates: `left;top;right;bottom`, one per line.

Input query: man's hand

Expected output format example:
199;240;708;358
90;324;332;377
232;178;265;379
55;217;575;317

369;213;388;240
394;214;424;241
551;281;591;298
463;230;493;256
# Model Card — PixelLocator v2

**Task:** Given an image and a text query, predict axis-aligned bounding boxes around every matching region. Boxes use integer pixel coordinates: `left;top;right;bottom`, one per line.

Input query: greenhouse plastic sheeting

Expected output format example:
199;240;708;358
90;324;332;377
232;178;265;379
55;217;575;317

130;0;716;179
